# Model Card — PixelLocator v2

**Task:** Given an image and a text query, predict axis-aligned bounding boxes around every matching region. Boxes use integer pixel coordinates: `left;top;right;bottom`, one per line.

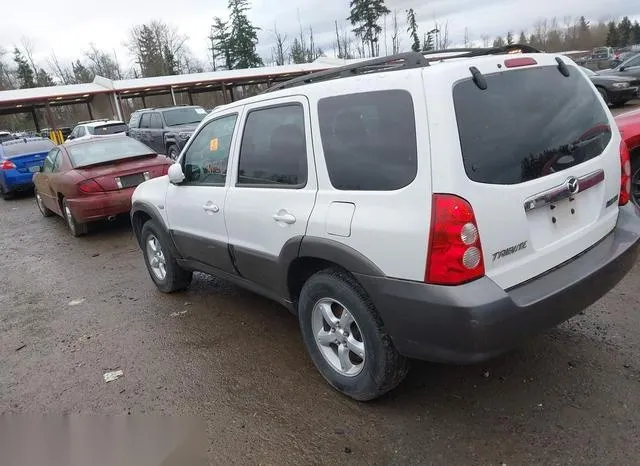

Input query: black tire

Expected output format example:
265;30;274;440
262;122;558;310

35;190;53;217
62;198;88;237
0;185;13;200
167;144;180;161
140;220;192;293
298;268;409;401
632;153;640;208
597;87;610;106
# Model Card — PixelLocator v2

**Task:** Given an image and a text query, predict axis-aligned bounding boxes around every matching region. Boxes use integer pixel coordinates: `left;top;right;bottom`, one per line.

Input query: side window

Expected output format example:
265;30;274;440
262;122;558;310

69;127;78;138
53;151;65;171
129;113;141;129
139;113;151;129
237;104;307;187
150;113;163;129
42;149;59;173
77;126;86;137
182;114;238;186
625;56;640;68
318;90;417;191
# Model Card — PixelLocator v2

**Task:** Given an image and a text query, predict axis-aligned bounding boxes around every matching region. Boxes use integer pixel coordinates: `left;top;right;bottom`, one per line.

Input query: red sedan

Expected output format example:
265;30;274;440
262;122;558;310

33;136;172;236
615;109;640;207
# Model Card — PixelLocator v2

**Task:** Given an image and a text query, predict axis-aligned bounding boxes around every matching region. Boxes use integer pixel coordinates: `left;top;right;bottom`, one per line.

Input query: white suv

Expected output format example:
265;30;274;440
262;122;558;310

131;46;640;401
67;119;128;142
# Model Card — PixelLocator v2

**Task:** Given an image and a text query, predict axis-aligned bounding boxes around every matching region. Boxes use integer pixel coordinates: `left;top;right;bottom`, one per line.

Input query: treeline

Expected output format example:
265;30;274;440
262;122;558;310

490;16;640;52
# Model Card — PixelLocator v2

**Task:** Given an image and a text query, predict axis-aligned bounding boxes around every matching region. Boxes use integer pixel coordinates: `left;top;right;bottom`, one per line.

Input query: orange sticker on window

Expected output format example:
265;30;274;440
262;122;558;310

209;138;219;151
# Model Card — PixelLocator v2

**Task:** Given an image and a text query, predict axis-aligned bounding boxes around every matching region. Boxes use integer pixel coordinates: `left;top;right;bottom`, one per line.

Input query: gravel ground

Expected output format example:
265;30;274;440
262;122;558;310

1;189;639;464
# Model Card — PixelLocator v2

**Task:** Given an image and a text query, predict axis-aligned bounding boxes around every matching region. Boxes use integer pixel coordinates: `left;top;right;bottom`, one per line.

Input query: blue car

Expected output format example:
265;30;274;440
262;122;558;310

0;137;56;199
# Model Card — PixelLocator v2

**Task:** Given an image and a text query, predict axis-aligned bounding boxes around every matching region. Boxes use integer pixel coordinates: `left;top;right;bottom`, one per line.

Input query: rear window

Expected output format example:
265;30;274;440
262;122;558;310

453;65;612;185
68;137;154;167
1;139;55;157
88;123;128;136
163;107;207;127
129;113;141;128
318;90;417;191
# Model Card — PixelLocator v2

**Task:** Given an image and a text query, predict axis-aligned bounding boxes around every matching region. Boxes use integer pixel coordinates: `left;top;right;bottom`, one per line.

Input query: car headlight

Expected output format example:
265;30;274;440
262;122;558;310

178;131;193;140
612;82;630;89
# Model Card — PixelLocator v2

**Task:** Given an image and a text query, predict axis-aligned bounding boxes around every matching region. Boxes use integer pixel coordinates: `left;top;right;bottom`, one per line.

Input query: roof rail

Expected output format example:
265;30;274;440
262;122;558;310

263;44;542;93
77;118;109;124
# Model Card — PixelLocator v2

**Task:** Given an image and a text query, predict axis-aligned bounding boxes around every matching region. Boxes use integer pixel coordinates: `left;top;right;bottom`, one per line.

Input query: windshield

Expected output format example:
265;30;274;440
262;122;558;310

453;65;611;185
163;107;207;126
87;123;128;135
68;137;154;167
1;138;55;157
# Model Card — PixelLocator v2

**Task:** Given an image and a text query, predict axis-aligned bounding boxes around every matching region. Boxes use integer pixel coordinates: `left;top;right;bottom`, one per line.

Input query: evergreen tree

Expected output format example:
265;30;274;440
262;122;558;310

211;17;233;70
606;21;619;47
348;0;390;57
36;69;55;87
290;38;305;64
506;31;514;45
618;16;633;47
228;0;263;69
518;31;527;44
421;32;433;52
406;8;420;52
72;60;94;83
13;48;35;88
163;45;178;75
577;16;592;49
633;21;640;45
493;36;505;47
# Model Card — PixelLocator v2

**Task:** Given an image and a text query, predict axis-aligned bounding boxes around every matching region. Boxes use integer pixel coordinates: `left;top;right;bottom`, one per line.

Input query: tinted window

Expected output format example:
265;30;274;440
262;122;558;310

88;123;128;136
318;90;417;191
625;55;640;68
163;107;207;126
42;149;59;173
183;114;237;186
68;137;154;167
149;113;163;129
139;114;151;129
1;138;55;157
454;65;612;185
237;105;307;187
129;113;141;129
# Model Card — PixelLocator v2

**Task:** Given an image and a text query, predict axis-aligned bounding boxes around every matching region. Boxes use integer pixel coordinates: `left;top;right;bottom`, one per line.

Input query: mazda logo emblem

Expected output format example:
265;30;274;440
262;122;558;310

567;177;579;195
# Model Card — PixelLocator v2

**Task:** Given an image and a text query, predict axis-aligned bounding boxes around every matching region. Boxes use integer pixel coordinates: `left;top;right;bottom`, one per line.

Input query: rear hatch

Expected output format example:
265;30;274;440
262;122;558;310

7;151;49;174
424;54;621;290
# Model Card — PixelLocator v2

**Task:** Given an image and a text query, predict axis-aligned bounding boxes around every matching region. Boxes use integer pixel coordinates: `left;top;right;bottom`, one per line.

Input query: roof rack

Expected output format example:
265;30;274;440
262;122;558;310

263;44;542;93
77;118;109;124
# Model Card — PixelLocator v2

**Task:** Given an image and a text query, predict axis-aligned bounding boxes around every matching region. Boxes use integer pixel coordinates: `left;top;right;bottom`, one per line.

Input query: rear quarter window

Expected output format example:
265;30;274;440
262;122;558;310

453;65;612;185
318;90;418;191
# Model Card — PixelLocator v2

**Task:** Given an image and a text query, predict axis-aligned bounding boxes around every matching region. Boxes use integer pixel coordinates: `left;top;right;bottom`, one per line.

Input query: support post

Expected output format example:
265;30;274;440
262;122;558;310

112;92;123;121
86;101;94;120
31;107;40;133
45;102;57;131
187;90;194;105
170;86;177;105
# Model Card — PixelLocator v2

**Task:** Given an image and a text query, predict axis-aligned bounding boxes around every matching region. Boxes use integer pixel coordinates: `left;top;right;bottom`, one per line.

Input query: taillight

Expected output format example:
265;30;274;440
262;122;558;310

161;164;170;176
0;160;16;170
620;140;631;206
426;194;485;285
78;179;103;194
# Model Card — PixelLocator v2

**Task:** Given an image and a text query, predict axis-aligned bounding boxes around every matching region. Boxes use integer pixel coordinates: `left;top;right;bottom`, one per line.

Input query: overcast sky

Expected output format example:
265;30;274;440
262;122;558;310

1;0;639;73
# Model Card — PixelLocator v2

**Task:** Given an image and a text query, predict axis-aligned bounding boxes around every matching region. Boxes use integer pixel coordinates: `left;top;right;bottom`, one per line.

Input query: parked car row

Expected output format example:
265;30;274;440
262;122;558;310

3;45;640;402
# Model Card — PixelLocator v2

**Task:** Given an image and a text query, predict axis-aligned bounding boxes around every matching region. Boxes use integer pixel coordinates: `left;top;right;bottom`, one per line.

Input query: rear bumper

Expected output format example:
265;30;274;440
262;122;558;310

66;188;135;222
358;205;640;364
1;170;35;191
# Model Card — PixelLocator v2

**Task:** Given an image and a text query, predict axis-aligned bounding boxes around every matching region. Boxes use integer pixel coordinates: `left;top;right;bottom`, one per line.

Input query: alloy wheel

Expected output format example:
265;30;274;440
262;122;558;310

146;235;167;281
311;298;366;377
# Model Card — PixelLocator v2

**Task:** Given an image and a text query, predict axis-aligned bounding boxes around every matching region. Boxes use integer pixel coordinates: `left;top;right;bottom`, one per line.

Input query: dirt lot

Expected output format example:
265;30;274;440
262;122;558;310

1;165;640;462
612;99;640;117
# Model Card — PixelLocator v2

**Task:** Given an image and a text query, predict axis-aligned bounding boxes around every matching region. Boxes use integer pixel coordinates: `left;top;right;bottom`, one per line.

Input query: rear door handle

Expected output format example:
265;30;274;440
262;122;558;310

203;202;219;214
273;210;296;224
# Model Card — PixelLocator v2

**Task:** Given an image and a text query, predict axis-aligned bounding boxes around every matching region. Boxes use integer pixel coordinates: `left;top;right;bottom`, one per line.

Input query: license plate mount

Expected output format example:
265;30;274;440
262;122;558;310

117;173;145;189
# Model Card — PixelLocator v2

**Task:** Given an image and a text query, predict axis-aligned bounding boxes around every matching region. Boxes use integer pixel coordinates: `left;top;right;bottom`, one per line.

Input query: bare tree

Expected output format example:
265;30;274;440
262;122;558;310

272;24;288;66
20;37;38;77
47;51;74;85
481;34;490;48
391;10;401;54
464;27;470;48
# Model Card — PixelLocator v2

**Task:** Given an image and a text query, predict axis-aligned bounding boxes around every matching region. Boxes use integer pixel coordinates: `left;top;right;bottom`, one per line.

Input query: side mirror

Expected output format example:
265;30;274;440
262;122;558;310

620;66;626;72
167;163;185;184
67;135;74;140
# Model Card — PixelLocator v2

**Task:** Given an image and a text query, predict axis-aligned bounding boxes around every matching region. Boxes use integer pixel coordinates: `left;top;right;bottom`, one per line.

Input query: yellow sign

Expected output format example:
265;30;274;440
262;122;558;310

209;138;219;151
